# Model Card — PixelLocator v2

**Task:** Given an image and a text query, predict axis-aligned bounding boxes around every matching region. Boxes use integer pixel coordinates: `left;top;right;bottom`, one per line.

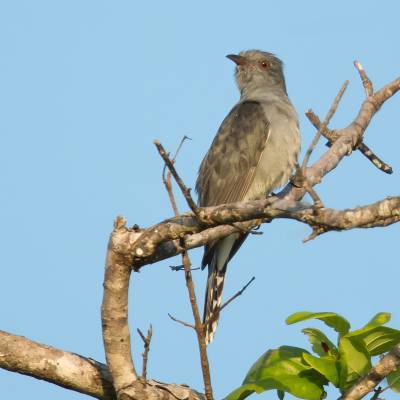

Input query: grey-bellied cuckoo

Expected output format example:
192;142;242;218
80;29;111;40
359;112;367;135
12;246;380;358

196;50;301;344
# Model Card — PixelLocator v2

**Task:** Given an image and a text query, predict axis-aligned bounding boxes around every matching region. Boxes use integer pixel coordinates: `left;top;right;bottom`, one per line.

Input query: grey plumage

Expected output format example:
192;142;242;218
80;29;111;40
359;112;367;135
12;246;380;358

196;50;300;344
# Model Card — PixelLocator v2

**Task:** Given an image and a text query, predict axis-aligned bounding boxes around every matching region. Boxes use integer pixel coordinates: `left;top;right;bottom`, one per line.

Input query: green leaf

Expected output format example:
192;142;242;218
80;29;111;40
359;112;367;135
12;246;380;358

363;312;391;329
286;311;350;336
240;346;326;400
224;383;262;400
338;337;371;390
347;326;400;356
302;353;340;386
302;328;338;357
387;368;400;393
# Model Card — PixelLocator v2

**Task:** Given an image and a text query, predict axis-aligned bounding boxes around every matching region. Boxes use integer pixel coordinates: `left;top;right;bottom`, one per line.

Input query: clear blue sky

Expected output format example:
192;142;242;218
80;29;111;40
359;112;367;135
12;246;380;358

1;1;399;399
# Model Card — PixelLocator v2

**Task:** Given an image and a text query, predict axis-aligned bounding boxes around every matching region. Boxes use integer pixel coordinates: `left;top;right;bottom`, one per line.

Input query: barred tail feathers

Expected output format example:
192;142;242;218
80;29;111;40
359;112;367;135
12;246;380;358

203;263;226;344
203;235;237;344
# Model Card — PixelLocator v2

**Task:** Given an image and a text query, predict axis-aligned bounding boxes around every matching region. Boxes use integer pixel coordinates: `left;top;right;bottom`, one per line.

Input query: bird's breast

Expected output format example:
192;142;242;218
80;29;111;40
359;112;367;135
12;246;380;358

244;102;300;200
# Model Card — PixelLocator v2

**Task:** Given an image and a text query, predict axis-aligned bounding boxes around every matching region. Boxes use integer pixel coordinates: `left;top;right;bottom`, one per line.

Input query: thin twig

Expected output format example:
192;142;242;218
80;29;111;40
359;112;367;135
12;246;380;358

354;60;374;97
303;226;328;243
162;135;191;216
137;325;153;380
305;109;393;174
357;142;393;174
181;250;213;400
297;80;349;208
169;265;201;271
206;276;256;328
154;140;201;219
168;313;195;329
302;80;349;169
220;276;255;312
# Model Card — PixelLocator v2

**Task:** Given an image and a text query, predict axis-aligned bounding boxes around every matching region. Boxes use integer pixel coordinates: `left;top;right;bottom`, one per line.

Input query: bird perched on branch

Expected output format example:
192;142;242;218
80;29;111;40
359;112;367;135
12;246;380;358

196;50;301;344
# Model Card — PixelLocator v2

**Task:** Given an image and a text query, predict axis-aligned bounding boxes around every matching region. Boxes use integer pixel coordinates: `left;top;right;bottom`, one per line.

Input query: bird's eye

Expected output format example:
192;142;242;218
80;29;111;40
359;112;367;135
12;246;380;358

260;61;269;69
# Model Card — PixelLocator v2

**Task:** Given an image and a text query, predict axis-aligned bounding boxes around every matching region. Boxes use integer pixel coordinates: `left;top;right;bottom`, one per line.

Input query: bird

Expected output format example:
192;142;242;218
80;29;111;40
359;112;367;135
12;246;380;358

195;50;301;344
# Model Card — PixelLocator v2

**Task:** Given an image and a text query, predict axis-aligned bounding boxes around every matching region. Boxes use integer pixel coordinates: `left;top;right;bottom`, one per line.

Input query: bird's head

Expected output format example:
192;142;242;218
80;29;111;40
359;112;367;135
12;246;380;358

227;50;287;96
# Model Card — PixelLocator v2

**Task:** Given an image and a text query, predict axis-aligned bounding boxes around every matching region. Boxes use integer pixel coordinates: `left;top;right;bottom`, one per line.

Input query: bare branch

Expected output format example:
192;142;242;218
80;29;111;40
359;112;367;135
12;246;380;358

127;195;400;270
341;344;400;400
168;313;195;329
137;325;153;380
357;142;393;174
354;60;373;97
101;216;138;396
219;276;256;313
0;330;204;400
154;139;201;219
296;80;348;209
180;250;213;400
0;330;115;400
301;80;349;169
205;276;256;329
102;217;205;400
170;264;201;271
162;135;191;216
125;74;399;268
305;110;393;174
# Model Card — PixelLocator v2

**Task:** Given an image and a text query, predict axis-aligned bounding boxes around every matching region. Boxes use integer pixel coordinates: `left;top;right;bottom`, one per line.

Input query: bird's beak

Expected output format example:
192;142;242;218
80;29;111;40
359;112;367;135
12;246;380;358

226;54;248;66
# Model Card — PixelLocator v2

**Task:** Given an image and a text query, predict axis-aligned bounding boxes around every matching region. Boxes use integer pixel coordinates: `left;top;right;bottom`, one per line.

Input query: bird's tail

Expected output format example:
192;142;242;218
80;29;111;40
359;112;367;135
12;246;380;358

203;259;227;345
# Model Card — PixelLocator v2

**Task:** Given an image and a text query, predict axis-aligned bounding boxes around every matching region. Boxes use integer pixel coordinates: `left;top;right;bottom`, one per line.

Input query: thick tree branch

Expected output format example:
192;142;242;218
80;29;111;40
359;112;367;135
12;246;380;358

125;195;400;270
0;329;203;400
101;216;204;399
0;330;115;400
102;216;138;395
341;344;400;400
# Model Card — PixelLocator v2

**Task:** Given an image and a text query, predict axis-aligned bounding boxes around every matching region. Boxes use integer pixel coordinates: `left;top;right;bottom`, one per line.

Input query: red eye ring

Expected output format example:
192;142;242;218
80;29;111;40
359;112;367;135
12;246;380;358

260;61;269;69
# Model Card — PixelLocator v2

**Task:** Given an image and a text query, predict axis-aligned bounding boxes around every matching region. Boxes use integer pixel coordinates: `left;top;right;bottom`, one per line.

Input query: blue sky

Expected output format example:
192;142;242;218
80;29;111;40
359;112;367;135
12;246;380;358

1;1;399;399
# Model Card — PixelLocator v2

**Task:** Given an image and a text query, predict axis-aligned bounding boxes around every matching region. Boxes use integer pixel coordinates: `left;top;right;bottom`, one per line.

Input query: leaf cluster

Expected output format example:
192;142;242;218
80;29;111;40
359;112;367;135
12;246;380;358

225;312;400;400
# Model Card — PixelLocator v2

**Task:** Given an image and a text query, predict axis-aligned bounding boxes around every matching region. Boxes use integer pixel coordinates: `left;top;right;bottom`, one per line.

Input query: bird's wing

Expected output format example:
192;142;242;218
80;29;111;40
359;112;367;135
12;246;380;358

196;100;270;207
196;100;270;270
196;100;270;344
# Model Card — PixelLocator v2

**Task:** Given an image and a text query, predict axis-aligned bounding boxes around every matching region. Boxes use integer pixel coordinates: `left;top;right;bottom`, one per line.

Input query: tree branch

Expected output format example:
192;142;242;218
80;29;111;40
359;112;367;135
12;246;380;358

301;80;349;170
0;329;204;400
0;330;115;400
137;325;153;380
181;250;213;400
101;216;138;395
155;139;201;219
341;344;400;400
101;216;204;399
305;110;393;174
125;194;400;271
126;74;400;268
162;135;191;216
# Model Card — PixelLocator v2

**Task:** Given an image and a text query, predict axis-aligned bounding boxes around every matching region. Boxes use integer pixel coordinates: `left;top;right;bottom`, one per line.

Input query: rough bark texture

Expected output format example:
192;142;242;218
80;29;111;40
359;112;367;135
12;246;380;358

0;330;115;399
102;216;138;393
101;216;205;400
